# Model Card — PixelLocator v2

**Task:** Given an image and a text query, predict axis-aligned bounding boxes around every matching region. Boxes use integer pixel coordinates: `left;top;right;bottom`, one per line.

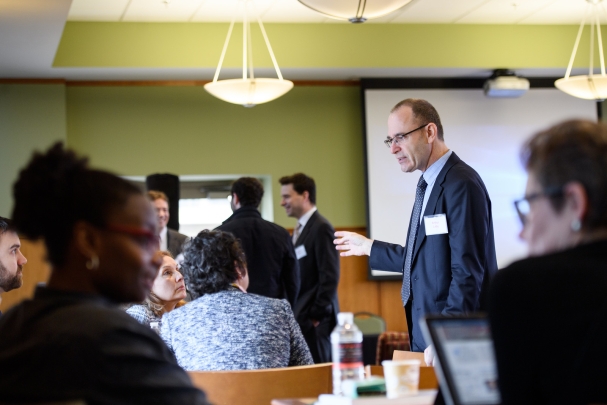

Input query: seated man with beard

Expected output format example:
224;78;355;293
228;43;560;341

0;217;27;313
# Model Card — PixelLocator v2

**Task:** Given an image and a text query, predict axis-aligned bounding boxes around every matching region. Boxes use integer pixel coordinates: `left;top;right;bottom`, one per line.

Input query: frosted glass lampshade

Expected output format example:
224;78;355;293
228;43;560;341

204;78;294;107
297;0;413;23
555;75;607;100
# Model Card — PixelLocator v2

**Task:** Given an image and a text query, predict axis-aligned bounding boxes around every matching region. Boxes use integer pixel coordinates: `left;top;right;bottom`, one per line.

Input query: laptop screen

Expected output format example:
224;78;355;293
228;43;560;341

421;315;501;405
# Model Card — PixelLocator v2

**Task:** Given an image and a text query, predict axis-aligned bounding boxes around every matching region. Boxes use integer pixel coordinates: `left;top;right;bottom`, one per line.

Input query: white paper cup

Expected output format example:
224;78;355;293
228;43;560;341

382;359;421;398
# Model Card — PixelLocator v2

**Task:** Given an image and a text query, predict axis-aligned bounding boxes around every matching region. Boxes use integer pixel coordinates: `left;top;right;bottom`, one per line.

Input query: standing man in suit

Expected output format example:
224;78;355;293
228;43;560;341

280;173;340;364
148;191;188;258
334;99;497;355
0;217;27;311
216;177;300;307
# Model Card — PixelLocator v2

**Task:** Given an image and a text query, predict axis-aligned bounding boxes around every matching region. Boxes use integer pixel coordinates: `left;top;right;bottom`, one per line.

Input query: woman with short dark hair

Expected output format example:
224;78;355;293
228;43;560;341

0;143;208;405
161;229;313;370
489;119;607;405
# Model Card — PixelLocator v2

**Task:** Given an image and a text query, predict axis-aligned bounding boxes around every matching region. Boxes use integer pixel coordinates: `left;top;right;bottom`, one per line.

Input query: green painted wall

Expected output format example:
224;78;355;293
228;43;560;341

55;22;599;69
65;85;366;228
0;84;67;217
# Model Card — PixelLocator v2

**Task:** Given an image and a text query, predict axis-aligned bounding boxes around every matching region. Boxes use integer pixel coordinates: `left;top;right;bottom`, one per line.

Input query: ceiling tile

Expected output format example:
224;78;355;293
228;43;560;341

518;0;593;24
68;0;130;21
456;0;575;24
384;0;489;23
122;0;204;22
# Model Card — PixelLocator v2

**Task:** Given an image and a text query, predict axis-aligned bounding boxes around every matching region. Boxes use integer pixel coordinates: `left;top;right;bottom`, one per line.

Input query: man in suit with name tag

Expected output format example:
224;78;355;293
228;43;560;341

334;99;497;355
279;173;340;364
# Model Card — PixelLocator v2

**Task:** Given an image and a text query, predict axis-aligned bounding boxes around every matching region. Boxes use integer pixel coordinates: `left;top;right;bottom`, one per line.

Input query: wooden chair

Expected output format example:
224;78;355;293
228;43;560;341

188;363;332;405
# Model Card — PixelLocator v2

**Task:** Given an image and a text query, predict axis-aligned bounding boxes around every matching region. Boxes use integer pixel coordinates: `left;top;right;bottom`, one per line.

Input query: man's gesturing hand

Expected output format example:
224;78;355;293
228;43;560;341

333;231;373;257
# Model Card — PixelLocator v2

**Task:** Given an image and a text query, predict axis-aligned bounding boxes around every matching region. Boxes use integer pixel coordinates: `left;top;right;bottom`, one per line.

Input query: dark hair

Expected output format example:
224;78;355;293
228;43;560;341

0;216;14;236
522;119;607;230
231;177;264;207
391;98;444;141
181;230;247;299
11;142;142;267
147;190;169;205
279;173;316;204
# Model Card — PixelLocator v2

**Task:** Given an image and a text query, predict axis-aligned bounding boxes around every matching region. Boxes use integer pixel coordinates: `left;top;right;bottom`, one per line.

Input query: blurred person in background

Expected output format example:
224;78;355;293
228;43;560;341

0;143;208;405
489;119;607;405
148;190;188;258
0;216;27;312
216;177;299;307
161;229;313;371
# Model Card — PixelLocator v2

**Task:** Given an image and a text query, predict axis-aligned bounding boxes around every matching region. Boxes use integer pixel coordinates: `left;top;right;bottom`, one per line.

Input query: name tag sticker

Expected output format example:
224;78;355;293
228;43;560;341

424;214;449;235
295;245;307;260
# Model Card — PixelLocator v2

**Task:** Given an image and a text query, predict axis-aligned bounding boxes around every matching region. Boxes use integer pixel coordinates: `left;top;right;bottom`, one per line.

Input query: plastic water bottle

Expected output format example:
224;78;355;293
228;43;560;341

331;312;364;395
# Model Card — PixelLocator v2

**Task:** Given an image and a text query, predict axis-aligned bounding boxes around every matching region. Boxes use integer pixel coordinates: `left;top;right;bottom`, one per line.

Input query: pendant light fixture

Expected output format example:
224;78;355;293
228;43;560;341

204;0;293;107
555;0;607;100
297;0;413;23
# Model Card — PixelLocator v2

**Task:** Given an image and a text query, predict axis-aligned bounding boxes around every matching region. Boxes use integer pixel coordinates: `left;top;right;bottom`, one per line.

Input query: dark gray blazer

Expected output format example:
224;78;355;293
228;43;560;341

215;206;300;307
370;153;498;351
167;228;188;257
292;210;340;332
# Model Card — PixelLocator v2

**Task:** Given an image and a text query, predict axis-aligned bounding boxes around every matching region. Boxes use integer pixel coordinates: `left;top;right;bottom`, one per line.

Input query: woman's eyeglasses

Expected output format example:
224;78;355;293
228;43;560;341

513;187;563;225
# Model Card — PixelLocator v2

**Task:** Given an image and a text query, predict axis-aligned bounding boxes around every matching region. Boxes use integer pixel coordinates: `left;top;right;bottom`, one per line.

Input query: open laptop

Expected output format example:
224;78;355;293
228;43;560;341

420;314;501;405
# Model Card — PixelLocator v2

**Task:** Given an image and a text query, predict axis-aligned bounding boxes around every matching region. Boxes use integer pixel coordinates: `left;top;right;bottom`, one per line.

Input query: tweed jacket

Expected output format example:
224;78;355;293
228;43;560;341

161;288;313;371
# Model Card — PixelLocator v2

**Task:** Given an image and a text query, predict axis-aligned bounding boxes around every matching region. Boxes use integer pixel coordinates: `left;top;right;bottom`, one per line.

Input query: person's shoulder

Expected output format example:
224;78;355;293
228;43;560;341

168;228;188;241
311;211;335;231
126;304;152;324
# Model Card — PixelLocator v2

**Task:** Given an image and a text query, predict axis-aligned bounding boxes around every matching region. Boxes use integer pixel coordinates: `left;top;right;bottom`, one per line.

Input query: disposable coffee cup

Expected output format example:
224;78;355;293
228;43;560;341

381;359;421;398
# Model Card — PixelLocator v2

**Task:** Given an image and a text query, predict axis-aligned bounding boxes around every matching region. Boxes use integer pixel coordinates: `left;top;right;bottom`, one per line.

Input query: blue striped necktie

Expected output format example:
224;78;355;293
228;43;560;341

401;175;428;304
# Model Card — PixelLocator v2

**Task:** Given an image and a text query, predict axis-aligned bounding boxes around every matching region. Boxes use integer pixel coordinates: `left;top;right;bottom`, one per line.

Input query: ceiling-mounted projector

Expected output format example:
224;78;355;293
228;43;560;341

484;69;530;98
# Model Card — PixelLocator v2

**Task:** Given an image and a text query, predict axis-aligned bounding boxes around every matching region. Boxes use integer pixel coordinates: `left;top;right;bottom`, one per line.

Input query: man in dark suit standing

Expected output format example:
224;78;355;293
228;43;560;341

280;173;339;364
335;99;497;356
216;177;300;307
148;191;188;258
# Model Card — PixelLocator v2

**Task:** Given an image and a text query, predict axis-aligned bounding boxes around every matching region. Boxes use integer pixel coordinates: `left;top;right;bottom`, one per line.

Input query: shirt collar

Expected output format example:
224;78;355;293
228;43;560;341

422;150;452;186
159;226;168;240
298;206;317;229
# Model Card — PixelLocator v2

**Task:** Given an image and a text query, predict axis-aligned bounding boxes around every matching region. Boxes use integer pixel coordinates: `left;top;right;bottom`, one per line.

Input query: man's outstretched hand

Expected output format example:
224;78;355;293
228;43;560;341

333;231;373;257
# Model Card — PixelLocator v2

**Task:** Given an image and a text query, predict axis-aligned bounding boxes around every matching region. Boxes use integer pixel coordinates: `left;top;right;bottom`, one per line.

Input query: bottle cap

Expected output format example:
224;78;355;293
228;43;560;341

337;312;354;325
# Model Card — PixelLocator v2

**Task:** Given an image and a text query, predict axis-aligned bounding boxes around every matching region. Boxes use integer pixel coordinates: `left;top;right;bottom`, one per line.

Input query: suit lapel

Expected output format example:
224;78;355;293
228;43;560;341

295;210;318;247
412;153;461;261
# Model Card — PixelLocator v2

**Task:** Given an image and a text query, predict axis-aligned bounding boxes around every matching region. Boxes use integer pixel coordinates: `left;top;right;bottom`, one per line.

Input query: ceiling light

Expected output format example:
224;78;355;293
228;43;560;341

204;0;293;107
297;0;413;23
555;0;607;100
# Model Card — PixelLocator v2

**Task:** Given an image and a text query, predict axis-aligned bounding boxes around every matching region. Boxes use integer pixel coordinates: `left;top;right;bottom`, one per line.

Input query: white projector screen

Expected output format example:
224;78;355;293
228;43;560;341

364;87;597;279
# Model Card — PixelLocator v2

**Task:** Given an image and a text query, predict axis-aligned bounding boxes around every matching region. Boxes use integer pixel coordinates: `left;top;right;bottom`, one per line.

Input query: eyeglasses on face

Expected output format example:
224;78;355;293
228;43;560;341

384;124;428;148
513;187;563;225
105;224;160;250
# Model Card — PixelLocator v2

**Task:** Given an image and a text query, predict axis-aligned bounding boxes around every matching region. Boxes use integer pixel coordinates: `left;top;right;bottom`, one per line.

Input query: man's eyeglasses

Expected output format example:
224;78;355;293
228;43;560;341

513;187;563;225
105;224;160;250
384;124;428;148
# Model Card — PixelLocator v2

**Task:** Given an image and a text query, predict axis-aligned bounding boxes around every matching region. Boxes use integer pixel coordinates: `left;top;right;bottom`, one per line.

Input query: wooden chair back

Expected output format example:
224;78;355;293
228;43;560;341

392;349;427;366
188;363;332;405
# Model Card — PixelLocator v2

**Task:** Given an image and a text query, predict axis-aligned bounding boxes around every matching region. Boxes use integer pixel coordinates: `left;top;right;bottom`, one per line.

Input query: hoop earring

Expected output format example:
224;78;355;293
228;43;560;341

86;255;99;270
571;219;582;232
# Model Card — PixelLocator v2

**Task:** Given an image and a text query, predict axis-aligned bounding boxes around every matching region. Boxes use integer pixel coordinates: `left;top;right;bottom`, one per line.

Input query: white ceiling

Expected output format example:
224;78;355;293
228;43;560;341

67;0;599;24
0;0;601;80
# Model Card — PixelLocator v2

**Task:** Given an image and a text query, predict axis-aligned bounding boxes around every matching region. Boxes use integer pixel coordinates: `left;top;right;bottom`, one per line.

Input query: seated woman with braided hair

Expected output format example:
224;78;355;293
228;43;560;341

126;250;187;332
161;229;314;371
0;143;208;405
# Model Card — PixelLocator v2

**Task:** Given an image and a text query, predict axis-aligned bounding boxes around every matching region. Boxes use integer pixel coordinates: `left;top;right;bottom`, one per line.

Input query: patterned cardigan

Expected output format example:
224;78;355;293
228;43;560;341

160;288;314;371
126;304;162;332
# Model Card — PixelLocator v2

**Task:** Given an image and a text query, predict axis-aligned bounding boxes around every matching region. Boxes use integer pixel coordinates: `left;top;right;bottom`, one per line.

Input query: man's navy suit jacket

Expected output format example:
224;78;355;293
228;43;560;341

370;152;498;351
